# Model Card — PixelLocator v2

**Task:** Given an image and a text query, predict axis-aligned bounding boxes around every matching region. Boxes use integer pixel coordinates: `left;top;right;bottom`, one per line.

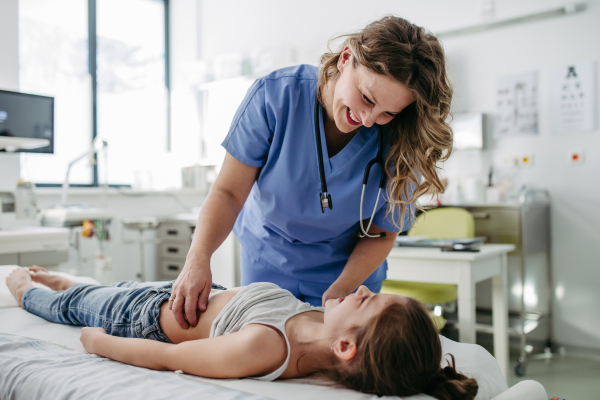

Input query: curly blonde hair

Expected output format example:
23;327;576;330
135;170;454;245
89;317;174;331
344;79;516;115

318;15;453;230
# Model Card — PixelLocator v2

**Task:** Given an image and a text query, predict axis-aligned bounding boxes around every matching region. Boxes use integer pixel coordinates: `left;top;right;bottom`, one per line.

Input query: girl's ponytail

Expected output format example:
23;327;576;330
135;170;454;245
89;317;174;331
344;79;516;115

424;355;478;400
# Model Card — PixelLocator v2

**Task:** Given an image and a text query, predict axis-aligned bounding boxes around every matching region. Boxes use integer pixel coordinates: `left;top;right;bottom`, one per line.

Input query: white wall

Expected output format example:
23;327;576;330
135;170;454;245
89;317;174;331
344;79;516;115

440;2;600;351
0;0;21;191
0;0;18;90
191;0;600;350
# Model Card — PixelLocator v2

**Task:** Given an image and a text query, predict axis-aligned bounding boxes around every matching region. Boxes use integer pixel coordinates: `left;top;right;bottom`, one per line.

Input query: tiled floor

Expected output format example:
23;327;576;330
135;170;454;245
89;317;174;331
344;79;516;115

508;355;600;400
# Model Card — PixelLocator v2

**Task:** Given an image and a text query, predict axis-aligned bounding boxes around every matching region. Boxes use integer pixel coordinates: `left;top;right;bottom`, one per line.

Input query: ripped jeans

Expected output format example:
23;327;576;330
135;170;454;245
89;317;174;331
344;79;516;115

21;280;226;343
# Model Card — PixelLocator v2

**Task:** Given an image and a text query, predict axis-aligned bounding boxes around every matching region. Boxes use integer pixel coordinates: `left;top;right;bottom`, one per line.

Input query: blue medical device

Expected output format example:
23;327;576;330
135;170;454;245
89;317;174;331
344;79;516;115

313;98;387;238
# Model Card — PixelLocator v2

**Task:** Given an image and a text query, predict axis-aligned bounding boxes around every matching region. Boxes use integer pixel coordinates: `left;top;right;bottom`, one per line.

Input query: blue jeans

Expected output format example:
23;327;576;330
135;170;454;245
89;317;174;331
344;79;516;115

21;280;226;343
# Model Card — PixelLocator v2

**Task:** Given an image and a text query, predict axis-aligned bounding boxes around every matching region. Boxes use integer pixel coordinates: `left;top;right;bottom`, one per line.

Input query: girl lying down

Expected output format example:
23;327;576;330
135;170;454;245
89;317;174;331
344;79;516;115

7;266;478;400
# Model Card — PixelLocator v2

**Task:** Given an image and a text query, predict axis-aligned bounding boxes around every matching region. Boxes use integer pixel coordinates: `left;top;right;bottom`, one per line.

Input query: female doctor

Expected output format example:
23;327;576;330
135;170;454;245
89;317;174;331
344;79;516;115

169;16;454;329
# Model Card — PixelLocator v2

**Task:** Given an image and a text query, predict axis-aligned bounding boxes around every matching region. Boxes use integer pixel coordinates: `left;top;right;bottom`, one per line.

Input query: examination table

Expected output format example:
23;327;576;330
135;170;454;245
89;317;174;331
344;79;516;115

0;266;547;400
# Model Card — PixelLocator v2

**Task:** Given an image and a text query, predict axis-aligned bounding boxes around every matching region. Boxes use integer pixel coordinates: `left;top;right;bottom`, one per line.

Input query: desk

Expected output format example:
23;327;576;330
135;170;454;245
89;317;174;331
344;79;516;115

386;244;514;379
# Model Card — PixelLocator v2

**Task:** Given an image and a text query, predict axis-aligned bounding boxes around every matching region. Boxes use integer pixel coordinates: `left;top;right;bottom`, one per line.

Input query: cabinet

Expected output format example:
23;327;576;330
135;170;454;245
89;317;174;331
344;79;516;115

155;216;239;288
453;190;553;367
156;221;194;281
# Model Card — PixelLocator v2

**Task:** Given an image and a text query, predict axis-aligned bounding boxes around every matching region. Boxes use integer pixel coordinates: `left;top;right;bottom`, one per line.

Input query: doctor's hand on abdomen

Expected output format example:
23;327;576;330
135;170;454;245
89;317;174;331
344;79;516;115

169;259;213;329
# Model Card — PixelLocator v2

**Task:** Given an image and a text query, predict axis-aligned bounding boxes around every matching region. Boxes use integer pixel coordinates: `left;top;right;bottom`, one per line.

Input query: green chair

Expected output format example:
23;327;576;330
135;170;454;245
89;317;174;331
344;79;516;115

382;207;475;331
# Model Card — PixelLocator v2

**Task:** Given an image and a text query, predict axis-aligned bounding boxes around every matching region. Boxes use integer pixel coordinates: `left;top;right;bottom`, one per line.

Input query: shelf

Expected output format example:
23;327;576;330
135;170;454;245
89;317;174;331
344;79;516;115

0;137;50;151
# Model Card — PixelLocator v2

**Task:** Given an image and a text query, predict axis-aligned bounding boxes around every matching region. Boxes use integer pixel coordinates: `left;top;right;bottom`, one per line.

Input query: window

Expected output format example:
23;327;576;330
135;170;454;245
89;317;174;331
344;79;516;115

96;0;167;186
19;0;92;185
19;0;169;188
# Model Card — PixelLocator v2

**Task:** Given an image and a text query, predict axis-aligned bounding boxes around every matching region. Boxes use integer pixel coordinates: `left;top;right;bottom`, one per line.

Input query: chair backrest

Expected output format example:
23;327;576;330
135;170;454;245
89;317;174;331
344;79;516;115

408;207;474;239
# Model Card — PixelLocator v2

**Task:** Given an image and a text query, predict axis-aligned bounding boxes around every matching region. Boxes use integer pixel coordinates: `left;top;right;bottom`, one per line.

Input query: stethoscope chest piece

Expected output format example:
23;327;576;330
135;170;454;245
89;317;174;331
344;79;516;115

320;192;332;213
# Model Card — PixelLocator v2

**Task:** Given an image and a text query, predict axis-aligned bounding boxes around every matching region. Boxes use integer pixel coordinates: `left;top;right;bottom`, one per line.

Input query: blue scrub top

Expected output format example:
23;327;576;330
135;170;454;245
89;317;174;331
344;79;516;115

222;65;412;285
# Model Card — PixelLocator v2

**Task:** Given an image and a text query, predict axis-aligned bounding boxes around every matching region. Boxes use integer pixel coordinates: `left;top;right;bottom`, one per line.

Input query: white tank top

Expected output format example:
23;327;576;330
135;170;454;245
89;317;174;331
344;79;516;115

209;282;324;381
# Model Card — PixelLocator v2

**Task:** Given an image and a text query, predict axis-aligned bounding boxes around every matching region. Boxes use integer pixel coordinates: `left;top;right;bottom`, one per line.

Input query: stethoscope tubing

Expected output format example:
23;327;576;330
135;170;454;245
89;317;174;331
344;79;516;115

357;126;386;238
314;96;332;212
314;97;386;238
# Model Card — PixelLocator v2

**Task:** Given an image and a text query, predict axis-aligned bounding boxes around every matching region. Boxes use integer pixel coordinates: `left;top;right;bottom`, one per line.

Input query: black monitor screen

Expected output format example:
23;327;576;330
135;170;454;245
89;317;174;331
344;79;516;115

0;89;54;154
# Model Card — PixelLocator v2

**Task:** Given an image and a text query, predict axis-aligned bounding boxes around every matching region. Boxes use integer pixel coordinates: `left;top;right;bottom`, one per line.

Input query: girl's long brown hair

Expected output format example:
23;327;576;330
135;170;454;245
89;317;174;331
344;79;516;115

318;15;453;230
325;299;479;399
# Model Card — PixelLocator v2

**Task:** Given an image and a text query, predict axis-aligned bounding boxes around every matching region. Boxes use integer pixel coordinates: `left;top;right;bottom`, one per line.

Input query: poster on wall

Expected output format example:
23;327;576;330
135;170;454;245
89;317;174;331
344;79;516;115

494;71;539;138
547;60;598;135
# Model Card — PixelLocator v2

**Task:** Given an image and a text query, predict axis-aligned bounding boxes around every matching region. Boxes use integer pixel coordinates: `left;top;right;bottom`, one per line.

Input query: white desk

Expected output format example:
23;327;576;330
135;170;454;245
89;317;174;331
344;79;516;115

386;244;514;379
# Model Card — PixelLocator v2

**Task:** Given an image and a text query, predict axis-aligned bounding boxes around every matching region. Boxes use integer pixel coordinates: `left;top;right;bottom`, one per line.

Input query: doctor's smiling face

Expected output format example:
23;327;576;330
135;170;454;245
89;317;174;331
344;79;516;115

324;47;415;134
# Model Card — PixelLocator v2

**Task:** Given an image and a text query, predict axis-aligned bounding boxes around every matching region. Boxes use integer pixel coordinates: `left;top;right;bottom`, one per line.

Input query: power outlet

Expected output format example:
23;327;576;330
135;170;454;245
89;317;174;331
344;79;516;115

499;155;519;168
568;151;585;165
519;154;534;167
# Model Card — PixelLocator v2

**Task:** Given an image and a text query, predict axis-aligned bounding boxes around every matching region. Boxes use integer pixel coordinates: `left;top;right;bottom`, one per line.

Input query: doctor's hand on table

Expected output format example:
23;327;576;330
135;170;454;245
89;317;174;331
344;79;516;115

169;258;213;329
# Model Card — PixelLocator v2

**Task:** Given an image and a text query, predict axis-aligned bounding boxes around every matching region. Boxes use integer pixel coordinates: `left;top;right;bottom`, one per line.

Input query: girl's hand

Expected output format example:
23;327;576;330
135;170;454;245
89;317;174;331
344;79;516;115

322;284;348;306
80;327;107;354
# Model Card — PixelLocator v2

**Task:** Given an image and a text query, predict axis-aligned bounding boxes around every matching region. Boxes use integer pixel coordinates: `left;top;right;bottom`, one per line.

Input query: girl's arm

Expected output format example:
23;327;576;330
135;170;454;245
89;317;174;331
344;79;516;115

322;222;398;303
81;324;287;379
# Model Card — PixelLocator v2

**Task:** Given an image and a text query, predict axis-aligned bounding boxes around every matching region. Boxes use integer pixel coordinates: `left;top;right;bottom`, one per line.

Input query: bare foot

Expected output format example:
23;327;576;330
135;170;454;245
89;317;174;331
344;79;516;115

6;268;34;307
28;266;74;291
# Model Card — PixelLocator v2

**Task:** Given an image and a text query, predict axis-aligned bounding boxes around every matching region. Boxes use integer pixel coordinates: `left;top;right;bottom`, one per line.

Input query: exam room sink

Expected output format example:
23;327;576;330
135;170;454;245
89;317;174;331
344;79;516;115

122;217;160;231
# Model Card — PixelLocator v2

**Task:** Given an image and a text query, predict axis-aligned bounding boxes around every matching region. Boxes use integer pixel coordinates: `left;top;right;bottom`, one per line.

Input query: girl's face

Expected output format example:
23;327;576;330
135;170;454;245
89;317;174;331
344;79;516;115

327;47;415;133
323;285;405;333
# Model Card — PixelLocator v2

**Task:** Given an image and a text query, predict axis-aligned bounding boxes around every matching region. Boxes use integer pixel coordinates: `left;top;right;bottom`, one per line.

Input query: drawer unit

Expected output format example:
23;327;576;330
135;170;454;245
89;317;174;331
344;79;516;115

160;260;185;277
156;220;194;281
159;243;188;259
455;198;553;369
458;203;551;315
469;208;520;232
158;223;193;242
466;207;521;255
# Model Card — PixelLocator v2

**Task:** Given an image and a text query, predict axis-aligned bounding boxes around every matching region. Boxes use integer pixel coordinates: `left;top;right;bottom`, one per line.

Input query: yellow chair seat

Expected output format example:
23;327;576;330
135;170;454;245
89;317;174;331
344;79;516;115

429;312;446;331
381;280;457;305
408;207;474;239
382;280;454;331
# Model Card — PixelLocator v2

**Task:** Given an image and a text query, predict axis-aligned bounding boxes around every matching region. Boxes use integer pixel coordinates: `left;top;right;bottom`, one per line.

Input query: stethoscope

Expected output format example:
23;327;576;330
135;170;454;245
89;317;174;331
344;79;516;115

314;98;387;239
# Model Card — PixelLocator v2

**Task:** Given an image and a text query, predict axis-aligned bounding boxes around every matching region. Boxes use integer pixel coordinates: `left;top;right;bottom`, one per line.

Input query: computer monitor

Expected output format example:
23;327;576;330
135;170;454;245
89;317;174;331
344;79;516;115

0;89;54;154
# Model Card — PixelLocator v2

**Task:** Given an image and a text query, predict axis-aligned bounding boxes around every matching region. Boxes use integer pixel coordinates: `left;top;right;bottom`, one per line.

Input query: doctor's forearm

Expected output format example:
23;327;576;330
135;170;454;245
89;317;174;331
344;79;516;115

333;234;397;294
187;186;245;265
186;153;259;268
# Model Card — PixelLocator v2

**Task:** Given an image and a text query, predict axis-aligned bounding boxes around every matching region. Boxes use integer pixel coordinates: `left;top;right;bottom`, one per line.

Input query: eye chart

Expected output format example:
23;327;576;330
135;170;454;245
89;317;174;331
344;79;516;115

495;71;539;137
548;61;598;135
